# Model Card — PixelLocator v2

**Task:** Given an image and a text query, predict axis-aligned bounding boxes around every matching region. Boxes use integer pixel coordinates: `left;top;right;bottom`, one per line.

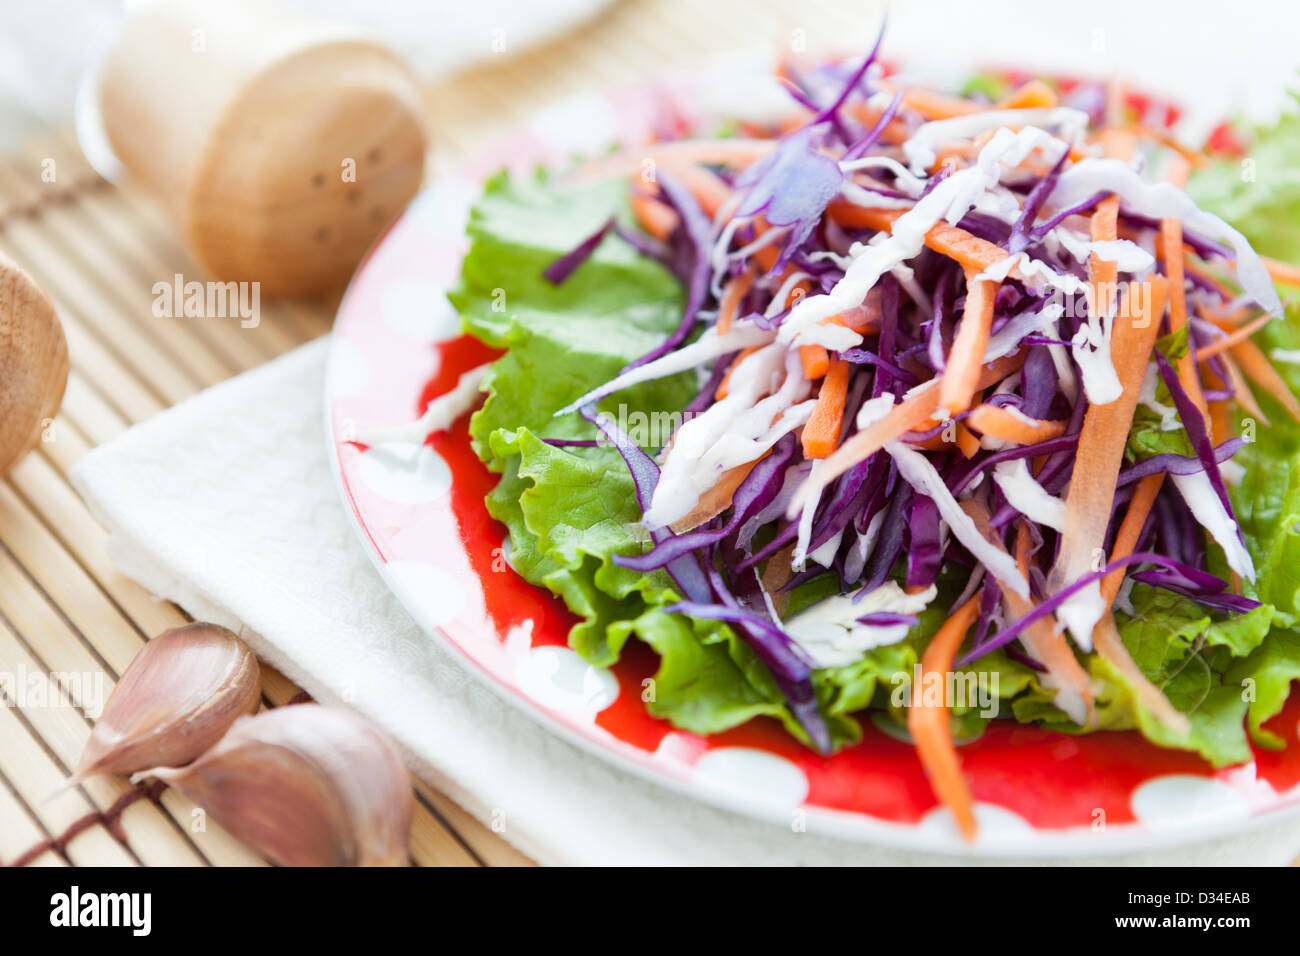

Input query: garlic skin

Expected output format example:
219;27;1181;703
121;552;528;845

77;623;261;779
0;251;69;477
150;705;413;867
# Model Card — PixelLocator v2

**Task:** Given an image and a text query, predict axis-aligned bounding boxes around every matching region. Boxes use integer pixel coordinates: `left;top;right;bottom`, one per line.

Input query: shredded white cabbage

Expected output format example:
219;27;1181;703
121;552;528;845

902;107;1089;174
554;321;777;417
1055;582;1104;653
1048;157;1283;315
983;300;1064;362
785;582;938;668
779;124;1080;351
1171;471;1256;581
645;347;815;529
992;457;1067;532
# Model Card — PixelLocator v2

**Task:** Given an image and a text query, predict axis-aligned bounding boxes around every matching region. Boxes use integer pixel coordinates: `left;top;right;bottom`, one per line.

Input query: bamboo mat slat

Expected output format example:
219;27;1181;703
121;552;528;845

0;0;983;868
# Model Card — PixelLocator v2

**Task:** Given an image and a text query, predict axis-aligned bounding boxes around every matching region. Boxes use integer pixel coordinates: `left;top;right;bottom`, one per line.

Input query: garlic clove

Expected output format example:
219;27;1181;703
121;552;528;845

76;623;261;780
0;251;69;477
149;704;413;866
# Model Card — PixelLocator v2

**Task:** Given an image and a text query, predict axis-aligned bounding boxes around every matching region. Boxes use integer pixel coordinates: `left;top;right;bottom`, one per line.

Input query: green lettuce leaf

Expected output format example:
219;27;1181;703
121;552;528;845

1189;92;1300;265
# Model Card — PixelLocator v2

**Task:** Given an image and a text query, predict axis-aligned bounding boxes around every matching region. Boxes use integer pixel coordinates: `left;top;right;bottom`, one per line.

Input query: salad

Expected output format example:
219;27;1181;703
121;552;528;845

436;26;1300;838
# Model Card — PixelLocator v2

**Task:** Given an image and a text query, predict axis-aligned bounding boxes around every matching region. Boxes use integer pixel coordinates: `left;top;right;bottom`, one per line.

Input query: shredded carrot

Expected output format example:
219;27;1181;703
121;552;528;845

791;352;1027;512
828;310;880;334
671;454;765;533
576;138;775;182
1092;614;1190;734
716;266;756;335
1101;473;1165;608
967;404;1067;445
907;593;982;841
876;80;982;120
938;274;999;416
1227;337;1300;424
1125;126;1208;169
996;79;1057;110
1216;352;1269;425
845;101;910;145
826;201;1007;275
1007;521;1095;725
630;189;678;241
1159;219;1212;436
714;346;760;401
1052;278;1169;594
660;161;733;218
1262;255;1300;287
1194;314;1271;362
799;344;830;379
1074;409;1189;735
1185;257;1241;302
802;358;850;459
955;423;981;459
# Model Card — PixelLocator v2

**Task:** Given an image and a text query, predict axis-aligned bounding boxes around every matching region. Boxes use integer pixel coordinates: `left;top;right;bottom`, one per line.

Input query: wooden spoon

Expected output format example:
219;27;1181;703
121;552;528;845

0;250;68;476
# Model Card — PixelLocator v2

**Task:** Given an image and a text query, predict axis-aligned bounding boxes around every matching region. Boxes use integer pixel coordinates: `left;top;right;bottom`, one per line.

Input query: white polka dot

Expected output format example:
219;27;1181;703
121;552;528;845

918;802;1033;843
356;442;451;504
326;338;371;399
381;278;461;342
1131;775;1251;831
406;178;479;239
385;560;466;630
529;91;621;156
693;748;809;808
515;645;619;716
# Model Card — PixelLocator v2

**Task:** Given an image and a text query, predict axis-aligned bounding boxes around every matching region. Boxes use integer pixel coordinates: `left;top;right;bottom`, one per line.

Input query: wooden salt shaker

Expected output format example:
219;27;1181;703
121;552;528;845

98;0;429;296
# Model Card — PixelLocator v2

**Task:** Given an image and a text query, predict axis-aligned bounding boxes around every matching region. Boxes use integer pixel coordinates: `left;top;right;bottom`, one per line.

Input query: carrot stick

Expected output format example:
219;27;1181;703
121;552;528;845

967;404;1068;445
1216;352;1269;425
1159;219;1212;435
799;344;830;379
790;352;1027;513
1228;337;1300;424
955;422;981;459
876;80;982;120
1007;522;1095;725
660;162;733;218
576;138;775;182
1125;126;1208;169
716;266;755;335
1087;478;1194;736
826;201;1008;276
1194;314;1271;362
630;189;678;241
939;274;999;416
1261;255;1300;287
1051;278;1169;595
907;593;982;841
996;79;1057;110
1100;472;1165;607
802;358;850;459
1092;614;1191;734
670;460;760;533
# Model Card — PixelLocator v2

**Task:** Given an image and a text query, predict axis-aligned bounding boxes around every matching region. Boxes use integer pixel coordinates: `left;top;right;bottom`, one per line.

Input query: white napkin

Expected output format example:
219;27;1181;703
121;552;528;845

69;340;1300;866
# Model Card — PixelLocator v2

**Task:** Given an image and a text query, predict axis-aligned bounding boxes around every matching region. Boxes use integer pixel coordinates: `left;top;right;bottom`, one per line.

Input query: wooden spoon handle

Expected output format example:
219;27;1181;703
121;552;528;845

0;250;69;476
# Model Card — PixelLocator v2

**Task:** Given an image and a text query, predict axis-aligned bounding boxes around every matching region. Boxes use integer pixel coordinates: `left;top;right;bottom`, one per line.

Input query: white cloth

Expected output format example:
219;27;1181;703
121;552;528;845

69;340;1300;865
